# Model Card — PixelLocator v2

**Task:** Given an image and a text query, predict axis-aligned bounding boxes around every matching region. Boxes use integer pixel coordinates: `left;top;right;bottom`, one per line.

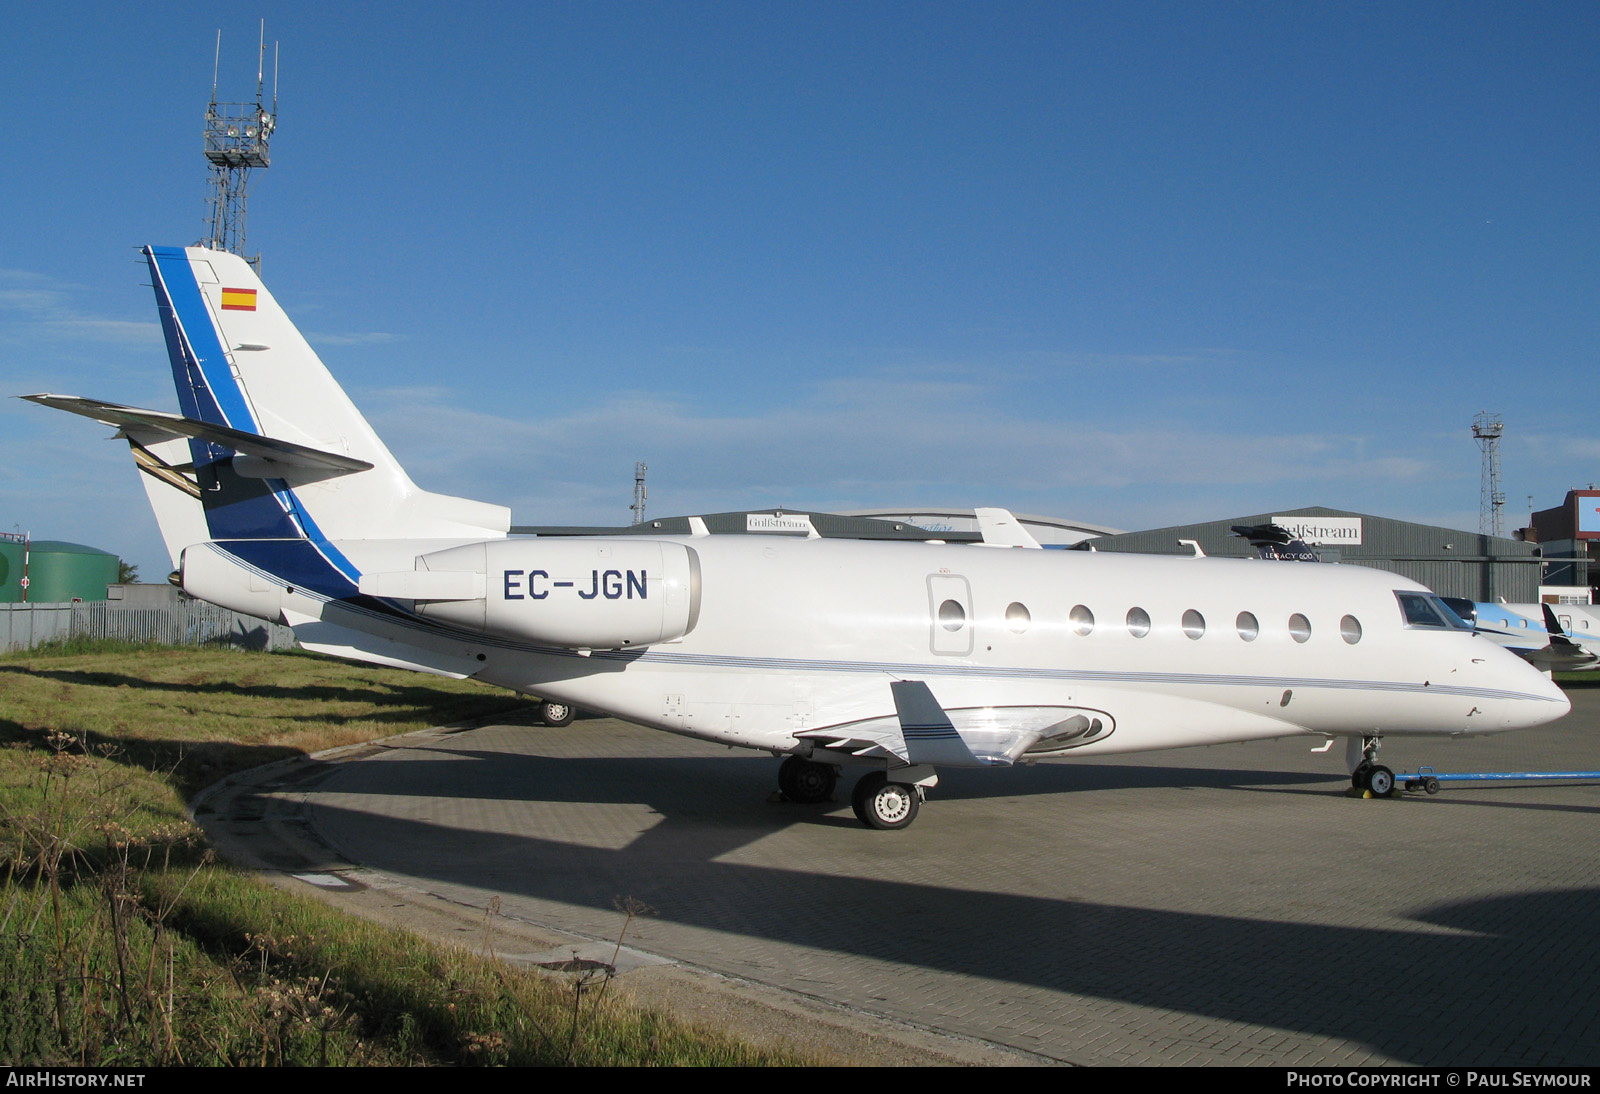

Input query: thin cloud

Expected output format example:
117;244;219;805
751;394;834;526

358;374;1446;527
304;331;401;345
0;271;159;345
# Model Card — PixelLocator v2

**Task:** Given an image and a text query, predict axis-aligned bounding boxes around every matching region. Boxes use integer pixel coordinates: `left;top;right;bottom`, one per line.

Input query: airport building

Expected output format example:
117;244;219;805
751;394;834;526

837;508;1118;546
1087;505;1544;603
1526;490;1599;597
517;507;1119;545
515;503;1552;602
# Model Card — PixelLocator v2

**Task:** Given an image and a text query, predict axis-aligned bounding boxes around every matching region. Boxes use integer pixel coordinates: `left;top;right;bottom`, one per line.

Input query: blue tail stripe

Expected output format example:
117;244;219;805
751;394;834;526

144;245;362;597
145;247;259;434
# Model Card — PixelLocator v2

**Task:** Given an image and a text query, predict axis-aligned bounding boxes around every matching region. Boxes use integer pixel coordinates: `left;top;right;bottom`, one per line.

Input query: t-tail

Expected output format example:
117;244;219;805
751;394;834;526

25;245;509;596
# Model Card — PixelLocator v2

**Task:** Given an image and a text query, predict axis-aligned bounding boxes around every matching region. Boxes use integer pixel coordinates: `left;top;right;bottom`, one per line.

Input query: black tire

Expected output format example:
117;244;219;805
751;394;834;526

1351;762;1373;791
778;756;836;804
1368;764;1396;798
1424;777;1441;795
850;772;920;830
538;699;576;727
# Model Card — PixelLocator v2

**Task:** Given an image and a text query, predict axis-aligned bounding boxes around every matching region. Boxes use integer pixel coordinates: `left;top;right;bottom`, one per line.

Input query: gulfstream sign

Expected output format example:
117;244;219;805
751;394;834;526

1272;517;1363;546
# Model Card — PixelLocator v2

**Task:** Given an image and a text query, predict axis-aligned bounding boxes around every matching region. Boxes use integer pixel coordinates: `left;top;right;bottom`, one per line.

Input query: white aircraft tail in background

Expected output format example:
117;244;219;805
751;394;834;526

25;246;1573;829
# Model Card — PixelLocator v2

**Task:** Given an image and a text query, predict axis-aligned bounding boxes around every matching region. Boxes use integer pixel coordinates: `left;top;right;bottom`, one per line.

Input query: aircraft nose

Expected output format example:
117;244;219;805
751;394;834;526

1489;649;1570;729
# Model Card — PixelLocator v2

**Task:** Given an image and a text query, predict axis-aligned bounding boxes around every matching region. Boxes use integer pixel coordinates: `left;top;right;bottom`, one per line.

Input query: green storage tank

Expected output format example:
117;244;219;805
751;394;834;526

4;541;120;602
0;539;22;602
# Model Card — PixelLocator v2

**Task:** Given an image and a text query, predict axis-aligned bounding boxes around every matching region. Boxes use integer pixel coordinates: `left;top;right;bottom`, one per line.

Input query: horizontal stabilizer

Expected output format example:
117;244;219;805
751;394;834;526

22;394;374;476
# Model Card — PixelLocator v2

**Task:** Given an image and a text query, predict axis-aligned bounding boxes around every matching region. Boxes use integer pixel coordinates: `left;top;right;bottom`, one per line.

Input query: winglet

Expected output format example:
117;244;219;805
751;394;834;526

974;507;1041;549
890;680;981;766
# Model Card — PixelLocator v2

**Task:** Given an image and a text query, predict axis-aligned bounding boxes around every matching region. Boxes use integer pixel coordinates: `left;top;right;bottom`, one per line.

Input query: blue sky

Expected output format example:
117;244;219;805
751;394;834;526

3;2;1597;578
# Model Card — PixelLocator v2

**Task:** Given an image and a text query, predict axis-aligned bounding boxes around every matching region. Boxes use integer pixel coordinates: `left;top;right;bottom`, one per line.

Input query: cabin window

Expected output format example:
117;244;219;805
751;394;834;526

1070;604;1095;636
1182;609;1205;639
1289;613;1312;643
938;599;967;631
1340;615;1363;644
1126;607;1151;638
1236;611;1259;641
1006;602;1031;633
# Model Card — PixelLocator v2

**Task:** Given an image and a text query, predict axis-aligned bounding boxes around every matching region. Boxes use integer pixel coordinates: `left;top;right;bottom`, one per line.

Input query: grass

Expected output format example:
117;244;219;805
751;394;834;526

0;640;811;1066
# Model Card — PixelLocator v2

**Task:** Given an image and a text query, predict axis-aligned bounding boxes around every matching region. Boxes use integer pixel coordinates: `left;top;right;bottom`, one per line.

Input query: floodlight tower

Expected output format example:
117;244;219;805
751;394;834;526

203;24;277;269
1473;411;1506;538
631;462;648;524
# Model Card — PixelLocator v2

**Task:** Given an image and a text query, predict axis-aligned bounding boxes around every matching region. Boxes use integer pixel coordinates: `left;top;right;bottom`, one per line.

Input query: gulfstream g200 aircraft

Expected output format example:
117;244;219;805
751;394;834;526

27;247;1571;829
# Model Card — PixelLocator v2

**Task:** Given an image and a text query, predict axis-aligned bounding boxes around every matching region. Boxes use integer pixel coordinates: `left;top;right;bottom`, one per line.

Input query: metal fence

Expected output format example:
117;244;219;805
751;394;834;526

0;600;296;653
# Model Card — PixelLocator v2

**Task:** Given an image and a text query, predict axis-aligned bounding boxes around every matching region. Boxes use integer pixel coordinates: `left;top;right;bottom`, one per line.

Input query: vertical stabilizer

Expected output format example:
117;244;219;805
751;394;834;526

143;245;509;545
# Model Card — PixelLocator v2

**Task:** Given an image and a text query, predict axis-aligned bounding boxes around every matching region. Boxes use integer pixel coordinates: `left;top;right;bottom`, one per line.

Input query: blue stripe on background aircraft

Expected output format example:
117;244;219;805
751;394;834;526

25;246;1571;827
1461;600;1600;674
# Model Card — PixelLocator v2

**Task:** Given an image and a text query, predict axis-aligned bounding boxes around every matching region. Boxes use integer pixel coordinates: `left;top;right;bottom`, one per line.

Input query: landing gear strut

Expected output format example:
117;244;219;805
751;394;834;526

777;755;838;804
1349;734;1394;798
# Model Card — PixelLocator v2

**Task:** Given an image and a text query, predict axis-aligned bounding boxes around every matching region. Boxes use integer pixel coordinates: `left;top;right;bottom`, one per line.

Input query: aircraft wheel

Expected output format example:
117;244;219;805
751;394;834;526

778;756;836;803
851;772;920;831
1367;764;1396;798
538;700;576;727
1351;762;1373;791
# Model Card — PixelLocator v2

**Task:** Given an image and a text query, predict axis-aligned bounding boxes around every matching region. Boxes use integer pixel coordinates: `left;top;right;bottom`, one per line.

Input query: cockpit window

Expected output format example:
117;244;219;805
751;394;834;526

1395;591;1473;631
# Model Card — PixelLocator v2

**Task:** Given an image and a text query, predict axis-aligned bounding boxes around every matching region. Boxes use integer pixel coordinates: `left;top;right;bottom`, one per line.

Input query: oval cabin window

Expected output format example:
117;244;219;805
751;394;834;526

1006;602;1031;633
938;599;966;632
1289;613;1312;643
1070;604;1095;636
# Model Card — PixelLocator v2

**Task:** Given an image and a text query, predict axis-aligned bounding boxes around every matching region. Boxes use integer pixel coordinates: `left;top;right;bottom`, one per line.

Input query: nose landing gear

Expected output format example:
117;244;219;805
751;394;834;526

1349;734;1395;798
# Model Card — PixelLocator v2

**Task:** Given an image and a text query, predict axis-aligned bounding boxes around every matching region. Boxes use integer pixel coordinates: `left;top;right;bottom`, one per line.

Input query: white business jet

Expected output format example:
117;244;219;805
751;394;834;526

25;247;1571;828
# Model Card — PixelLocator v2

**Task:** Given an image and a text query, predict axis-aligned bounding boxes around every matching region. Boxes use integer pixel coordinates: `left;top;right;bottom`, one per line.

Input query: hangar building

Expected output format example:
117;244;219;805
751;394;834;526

1527;490;1598;598
1087;506;1543;602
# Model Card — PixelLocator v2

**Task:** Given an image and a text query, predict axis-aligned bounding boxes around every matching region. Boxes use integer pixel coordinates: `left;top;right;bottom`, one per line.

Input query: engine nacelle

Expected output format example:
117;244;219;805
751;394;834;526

412;539;701;649
181;541;287;621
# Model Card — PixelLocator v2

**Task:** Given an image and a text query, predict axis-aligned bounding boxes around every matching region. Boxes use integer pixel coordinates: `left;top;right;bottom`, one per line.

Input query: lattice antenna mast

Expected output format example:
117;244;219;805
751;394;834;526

203;23;277;270
1473;411;1506;537
631;462;648;524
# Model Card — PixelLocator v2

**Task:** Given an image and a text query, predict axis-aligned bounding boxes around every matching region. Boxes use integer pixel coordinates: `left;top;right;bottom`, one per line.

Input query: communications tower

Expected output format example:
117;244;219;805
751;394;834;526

1473;411;1505;538
631;462;648;524
203;25;277;269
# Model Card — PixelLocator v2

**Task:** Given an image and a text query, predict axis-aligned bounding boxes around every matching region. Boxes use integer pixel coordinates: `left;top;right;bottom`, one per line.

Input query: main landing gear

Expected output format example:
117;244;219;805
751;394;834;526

1349;734;1395;798
850;772;921;830
537;700;576;727
776;755;838;804
774;757;928;829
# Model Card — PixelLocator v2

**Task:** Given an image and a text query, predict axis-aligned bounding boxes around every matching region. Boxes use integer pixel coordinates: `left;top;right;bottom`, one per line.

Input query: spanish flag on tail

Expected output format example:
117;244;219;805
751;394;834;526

220;287;257;311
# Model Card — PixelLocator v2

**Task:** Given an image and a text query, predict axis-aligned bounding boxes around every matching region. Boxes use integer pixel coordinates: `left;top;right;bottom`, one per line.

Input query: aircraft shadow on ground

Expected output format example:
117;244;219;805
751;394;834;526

290;790;1600;1065
321;744;1337;804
